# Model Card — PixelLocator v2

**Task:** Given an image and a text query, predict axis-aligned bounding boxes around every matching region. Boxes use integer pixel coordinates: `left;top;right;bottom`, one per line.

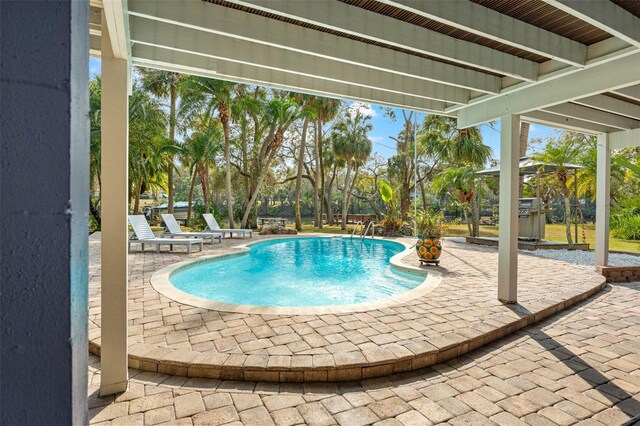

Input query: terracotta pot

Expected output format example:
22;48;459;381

415;236;442;261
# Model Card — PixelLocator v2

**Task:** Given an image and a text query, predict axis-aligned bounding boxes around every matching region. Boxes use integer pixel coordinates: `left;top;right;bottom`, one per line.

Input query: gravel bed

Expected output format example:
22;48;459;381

443;237;639;269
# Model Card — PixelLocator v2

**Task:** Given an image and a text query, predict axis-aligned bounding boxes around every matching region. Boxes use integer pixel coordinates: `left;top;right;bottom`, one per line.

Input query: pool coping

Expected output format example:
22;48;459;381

150;235;443;315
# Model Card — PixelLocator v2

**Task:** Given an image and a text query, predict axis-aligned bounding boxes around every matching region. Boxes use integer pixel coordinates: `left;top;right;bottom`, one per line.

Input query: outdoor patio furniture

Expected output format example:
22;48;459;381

161;213;222;244
128;215;203;254
259;217;287;227
202;213;253;238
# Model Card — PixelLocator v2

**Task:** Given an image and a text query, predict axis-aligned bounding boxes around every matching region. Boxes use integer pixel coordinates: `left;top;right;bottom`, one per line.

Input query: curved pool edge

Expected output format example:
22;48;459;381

150;234;442;315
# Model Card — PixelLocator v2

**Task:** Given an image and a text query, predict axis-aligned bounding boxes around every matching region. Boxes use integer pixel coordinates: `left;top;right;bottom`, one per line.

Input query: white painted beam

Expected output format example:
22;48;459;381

612;85;640;102
100;13;129;396
128;0;501;94
543;0;640;49
101;0;128;59
90;34;102;58
595;133;610;267
573;95;640;120
226;0;539;81
131;44;451;114
447;37;638;114
382;0;587;66
541;103;640;130
456;53;640;127
129;16;469;105
522;111;615;134
610;128;640;150
498;115;520;303
89;22;101;37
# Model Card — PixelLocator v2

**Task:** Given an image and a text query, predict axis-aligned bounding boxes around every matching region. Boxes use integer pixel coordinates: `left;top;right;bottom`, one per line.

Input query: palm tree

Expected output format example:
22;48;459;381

388;110;417;220
314;97;342;228
89;78;103;226
533;135;582;246
432;167;479;236
127;86;168;213
292;94;319;231
420;115;491;236
180;126;223;222
139;69;182;213
180;76;237;227
89;77;167;217
420;115;491;168
331;110;373;230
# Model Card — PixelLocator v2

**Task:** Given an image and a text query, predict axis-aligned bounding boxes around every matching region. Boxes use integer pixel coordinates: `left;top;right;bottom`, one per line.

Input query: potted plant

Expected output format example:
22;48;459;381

411;209;445;265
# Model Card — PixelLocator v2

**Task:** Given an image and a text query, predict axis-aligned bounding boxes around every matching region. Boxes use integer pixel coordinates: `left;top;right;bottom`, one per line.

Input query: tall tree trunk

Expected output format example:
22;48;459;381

470;195;480;237
346;167;359;212
400;186;411;221
241;118;250;216
324;193;332;225
295;116;310;231
133;177;143;214
220;103;235;228
313;120;321;227
168;85;177;213
463;204;472;236
326;164;337;225
563;186;574;247
368;198;382;221
416;168;427;209
317;118;326;229
241;147;282;228
187;169;197;224
341;160;353;230
197;164;210;213
518;122;530;197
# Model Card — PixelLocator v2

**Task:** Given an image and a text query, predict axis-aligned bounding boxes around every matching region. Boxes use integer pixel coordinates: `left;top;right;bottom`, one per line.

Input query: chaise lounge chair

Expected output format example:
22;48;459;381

202;213;253;239
128;215;203;254
161;213;222;244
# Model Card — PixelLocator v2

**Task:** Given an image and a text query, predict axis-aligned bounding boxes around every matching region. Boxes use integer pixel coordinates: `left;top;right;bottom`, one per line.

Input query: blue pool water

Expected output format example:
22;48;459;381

170;237;425;307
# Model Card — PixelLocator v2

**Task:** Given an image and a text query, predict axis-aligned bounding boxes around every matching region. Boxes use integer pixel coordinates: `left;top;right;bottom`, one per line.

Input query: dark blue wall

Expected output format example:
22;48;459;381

1;1;89;424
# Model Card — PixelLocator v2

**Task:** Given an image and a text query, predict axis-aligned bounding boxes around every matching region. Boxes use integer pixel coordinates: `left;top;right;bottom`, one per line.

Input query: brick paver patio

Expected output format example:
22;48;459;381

88;233;606;382
89;280;640;425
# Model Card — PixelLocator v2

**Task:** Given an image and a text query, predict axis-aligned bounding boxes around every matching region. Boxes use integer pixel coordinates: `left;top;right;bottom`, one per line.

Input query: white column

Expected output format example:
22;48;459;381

595;133;611;267
498;115;520;304
100;13;129;396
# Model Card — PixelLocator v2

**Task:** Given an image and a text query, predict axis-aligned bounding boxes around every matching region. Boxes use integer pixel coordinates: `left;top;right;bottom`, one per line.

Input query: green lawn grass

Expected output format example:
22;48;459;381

298;222;640;254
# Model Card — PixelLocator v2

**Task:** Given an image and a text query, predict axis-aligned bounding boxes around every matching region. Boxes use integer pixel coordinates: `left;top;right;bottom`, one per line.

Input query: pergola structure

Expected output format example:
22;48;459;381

3;1;640;422
92;0;640;398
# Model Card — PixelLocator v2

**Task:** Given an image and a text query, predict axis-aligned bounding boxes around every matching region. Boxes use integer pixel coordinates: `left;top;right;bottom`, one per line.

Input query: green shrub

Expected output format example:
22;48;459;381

610;210;640;240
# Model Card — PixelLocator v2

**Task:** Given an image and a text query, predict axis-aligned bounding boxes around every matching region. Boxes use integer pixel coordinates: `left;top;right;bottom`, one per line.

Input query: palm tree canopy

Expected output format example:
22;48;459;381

139;69;181;98
180;125;223;172
331;110;373;165
420;115;492;168
179;76;236;129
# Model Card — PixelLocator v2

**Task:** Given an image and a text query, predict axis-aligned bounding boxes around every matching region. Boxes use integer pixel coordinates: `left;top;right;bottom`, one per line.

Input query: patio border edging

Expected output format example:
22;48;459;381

88;275;606;383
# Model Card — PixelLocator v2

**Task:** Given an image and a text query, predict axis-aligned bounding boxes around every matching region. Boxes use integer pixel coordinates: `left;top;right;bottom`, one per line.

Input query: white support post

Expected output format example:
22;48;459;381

498;115;520;304
100;13;129;396
595;133;611;267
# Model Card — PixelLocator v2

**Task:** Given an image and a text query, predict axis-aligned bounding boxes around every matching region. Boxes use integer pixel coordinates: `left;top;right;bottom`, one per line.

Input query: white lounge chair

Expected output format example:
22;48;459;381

202;213;253;239
161;213;222;244
128;215;203;254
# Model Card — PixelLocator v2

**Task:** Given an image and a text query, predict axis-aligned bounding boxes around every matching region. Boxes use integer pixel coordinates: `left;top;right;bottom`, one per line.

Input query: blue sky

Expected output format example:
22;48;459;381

90;57;560;162
362;103;559;161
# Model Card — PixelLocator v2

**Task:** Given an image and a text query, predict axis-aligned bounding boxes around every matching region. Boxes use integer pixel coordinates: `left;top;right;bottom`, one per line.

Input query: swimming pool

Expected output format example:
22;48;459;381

168;237;427;309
